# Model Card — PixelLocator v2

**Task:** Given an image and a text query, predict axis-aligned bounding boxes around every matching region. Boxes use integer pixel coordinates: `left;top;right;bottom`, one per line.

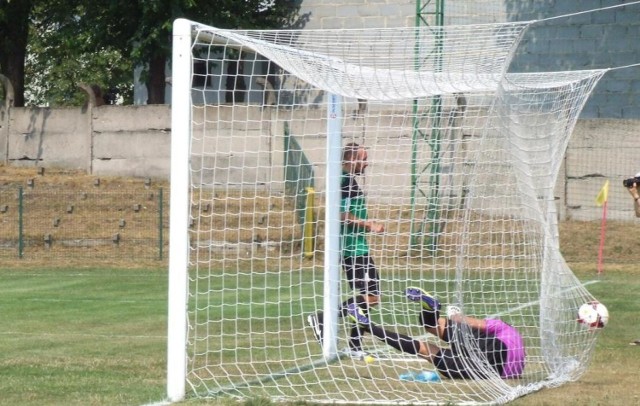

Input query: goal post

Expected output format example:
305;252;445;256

322;92;342;361
168;18;609;405
166;18;192;402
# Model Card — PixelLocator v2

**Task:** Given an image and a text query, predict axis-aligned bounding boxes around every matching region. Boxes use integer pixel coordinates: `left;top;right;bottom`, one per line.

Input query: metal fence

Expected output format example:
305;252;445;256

0;185;166;262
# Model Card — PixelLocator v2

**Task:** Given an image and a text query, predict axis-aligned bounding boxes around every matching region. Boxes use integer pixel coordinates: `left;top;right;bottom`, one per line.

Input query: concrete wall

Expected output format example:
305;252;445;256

564;118;640;220
0;79;172;178
6;106;91;171
284;109;640;222
4;91;639;222
296;0;511;28
298;0;416;29
91;105;171;177
2;103;172;178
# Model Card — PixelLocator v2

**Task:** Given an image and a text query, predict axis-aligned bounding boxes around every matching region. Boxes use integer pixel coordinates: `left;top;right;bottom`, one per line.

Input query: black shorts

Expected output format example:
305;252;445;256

434;320;507;379
342;255;380;296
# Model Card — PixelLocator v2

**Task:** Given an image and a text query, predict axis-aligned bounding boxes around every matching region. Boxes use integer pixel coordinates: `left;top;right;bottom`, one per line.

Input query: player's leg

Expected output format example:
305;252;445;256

405;287;445;338
432;348;477;379
307;311;324;347
405;287;441;312
342;255;380;310
308;256;379;354
307;255;366;348
348;303;480;379
342;255;380;355
346;303;436;359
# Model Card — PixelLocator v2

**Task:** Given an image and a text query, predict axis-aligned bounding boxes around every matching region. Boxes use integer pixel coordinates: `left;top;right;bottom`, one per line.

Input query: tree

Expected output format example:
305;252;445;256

0;0;34;107
25;0;136;106
1;0;136;106
1;0;307;106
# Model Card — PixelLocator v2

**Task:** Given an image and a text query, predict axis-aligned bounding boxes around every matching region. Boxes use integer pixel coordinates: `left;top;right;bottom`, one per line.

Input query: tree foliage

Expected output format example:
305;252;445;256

0;0;306;106
25;0;135;106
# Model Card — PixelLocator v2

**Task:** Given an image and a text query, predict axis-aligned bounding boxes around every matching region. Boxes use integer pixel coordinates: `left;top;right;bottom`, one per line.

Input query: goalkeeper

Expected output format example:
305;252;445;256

347;287;525;379
308;142;385;358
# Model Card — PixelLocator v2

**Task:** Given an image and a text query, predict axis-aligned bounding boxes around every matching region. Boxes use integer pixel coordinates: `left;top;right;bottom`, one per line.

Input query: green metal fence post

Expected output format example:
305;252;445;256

158;187;164;260
18;186;23;258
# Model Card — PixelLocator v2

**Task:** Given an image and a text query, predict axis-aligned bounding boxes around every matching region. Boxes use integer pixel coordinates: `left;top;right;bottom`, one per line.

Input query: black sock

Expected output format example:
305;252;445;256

365;323;421;355
349;325;363;351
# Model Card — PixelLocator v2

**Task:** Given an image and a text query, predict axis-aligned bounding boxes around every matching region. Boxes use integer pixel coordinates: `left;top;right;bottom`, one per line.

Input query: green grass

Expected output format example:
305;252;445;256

0;265;638;405
0;267;168;406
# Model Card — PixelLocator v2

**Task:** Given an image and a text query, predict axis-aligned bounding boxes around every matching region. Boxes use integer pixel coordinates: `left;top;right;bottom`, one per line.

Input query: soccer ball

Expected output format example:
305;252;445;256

577;301;609;328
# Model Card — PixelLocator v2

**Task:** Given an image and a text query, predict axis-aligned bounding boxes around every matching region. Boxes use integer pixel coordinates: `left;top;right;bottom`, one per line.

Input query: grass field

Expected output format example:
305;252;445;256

0;263;638;406
0;266;168;406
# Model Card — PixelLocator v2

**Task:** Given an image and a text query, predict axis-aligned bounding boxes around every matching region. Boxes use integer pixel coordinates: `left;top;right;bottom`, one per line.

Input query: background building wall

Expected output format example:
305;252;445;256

506;0;640;119
1;101;639;221
297;0;640;119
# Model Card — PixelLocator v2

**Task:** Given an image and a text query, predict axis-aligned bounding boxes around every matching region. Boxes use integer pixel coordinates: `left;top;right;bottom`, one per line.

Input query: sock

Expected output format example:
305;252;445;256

366;323;421;355
349;325;363;351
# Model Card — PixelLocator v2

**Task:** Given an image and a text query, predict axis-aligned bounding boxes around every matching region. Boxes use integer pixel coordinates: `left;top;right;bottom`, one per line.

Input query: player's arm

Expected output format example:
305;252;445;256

628;182;640;217
341;211;384;233
449;313;487;331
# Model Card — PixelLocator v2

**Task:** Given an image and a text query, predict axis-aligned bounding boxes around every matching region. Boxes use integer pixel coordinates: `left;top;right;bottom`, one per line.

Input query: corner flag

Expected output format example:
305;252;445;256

595;180;609;207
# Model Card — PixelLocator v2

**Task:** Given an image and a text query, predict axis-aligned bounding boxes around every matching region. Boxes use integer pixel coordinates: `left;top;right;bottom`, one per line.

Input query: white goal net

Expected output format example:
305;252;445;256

168;18;608;405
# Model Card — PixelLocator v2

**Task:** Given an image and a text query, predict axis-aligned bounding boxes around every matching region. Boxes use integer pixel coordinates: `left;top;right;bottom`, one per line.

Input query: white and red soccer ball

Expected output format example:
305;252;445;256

577;301;609;328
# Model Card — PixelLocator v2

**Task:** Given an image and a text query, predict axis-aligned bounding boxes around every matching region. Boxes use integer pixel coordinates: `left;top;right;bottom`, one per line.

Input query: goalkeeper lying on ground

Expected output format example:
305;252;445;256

346;287;526;379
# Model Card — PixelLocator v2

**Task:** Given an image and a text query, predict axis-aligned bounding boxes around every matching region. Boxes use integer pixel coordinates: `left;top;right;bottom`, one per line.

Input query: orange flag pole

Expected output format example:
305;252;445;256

595;180;609;275
596;200;607;275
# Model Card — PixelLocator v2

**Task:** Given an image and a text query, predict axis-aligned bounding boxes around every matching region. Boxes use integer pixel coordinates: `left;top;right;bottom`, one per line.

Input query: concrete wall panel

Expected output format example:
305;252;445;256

7;107;89;170
0;101;639;221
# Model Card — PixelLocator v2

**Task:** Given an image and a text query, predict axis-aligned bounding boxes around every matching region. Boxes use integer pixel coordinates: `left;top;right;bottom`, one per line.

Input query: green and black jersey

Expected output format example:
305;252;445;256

341;171;369;258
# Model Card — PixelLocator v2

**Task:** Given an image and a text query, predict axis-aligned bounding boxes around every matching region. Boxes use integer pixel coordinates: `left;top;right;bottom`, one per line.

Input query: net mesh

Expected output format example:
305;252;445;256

174;20;608;404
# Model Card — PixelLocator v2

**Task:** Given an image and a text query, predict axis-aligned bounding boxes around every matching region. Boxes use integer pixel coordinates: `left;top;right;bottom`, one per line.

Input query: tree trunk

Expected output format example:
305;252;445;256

0;0;33;107
147;54;166;104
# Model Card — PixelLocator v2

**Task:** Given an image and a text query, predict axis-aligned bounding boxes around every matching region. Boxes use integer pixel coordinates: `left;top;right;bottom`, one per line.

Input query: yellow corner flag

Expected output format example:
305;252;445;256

595;180;610;207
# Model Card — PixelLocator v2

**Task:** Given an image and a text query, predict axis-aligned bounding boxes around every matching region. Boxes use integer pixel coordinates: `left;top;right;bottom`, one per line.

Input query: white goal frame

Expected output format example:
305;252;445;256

166;18;609;405
166;18;191;402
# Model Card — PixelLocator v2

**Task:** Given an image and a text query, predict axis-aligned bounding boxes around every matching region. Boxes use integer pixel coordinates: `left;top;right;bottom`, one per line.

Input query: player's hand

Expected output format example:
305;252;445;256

368;222;384;233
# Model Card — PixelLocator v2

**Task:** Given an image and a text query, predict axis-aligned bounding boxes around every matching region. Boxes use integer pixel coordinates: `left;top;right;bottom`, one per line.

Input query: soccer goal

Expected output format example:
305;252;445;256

167;18;608;404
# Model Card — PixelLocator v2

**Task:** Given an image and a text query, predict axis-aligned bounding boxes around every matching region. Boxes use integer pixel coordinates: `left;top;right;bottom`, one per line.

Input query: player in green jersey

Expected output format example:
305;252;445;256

308;142;385;358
